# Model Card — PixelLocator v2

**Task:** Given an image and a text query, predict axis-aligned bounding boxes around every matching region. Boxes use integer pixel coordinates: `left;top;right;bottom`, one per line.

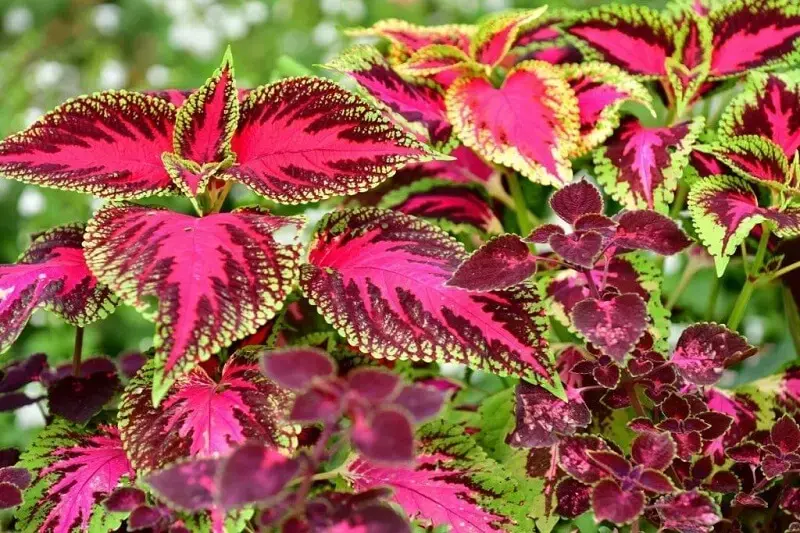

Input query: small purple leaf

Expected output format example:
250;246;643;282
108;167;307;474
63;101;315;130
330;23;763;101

0;449;20;468
119;352;147;379
613;210;692;255
592;479;645;525
636;470;674;493
48;371;120;424
0;483;22;509
0;392;38;412
672;324;757;386
558;435;610;484
508;381;591;448
393;385;444;422
351;407;414;464
104;487;147;512
447;234;536;291
631;432;675;471
0;467;30;490
290;388;343;424
217;443;300;510
261;348;337;391
348;368;401;403
525;224;565;243
145;458;219;512
549;231;604;268
0;353;47;393
550;180;604;224
129;505;169;530
571;293;648;361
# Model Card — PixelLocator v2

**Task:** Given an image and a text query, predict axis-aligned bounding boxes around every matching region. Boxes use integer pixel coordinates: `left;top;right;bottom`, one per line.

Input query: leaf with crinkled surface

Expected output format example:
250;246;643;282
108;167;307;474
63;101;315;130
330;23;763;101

84;204;302;403
571;293;648;362
672;323;756;386
325;45;454;148
656;490;721;533
346;420;527;533
471;8;548;67
562;5;675;77
15;421;133;533
447;61;580;188
447;234;536;291
301;208;559;395
594;117;704;212
345;19;474;64
557;62;654;157
118;349;295;474
0;224;117;355
508;381;591;448
550;180;604;224
688;174;800;275
0;91;176;199
613;210;693;255
225;77;441;205
707;0;800;78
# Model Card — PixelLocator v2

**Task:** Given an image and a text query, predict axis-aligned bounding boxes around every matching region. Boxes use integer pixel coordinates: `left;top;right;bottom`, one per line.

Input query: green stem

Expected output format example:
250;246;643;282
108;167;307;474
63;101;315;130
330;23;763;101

759;258;800;286
507;173;534;236
784;287;800;357
670;180;689;218
705;275;721;321
666;262;696;311
727;226;771;330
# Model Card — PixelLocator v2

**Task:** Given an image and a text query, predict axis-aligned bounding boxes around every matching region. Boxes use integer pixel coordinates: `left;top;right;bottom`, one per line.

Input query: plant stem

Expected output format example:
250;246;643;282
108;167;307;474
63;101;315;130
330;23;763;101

665;262;696;311
583;270;601;299
72;327;84;377
625;381;646;418
294;424;335;512
507;173;534;236
759;258;800;285
727;226;771;331
669;180;688;218
705;275;721;321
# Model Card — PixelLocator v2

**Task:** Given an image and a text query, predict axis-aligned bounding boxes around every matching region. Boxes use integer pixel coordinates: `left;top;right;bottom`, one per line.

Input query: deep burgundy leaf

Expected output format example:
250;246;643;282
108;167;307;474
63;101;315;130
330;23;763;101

631;432;675;470
571;293;648;361
613;210;692;255
555;478;591;518
0;224;116;353
128;505;169;530
0;449;20;468
447;234;536;291
592;478;645;525
84;204;303;402
104;487;147;512
558;435;610;484
119;352;147;379
48;371;120;424
508;381;591;448
348;369;401;403
118;349;295;473
0;483;22;509
217;443;300;510
145;457;218;512
550;180;604;224
0;392;38;412
392;385;444;422
0;467;30;489
351;407;414;464
0;353;47;393
772;415;800;455
656;490;721;532
672;323;756;386
588;450;631;479
549;231;604;268
290;388;344;424
526;224;565;244
636;470;675;493
261;348;336;391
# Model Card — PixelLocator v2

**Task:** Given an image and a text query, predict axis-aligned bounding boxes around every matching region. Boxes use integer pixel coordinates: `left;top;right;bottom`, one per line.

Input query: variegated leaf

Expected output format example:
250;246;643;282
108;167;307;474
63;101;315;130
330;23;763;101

83;204;302;403
471;8;548;67
300;208;559;395
0;224;117;355
346;19;474;64
0;91;176;199
709;135;794;191
447;61;579;188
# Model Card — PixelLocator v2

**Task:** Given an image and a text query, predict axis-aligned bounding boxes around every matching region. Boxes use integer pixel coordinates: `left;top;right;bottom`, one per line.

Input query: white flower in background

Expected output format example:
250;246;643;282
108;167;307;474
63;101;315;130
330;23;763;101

243;1;269;24
320;0;343;16
146;64;170;87
4;6;33;35
18;188;45;217
206;5;248;40
99;59;128;89
32;61;65;90
23;107;43;127
93;4;122;36
483;0;509;11
169;20;220;58
313;21;339;47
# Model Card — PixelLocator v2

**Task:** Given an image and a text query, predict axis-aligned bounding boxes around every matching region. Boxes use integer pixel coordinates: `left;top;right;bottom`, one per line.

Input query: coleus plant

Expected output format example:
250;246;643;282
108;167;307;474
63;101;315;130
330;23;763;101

2;1;800;532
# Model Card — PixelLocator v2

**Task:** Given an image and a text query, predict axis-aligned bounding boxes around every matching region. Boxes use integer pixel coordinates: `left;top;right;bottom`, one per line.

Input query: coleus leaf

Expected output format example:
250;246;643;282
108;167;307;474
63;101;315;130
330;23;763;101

0;91;176;199
225;77;440;204
447;234;537;291
556;62;654;157
671;323;757;386
0;224;117;354
84;203;302;403
708;135;793;191
707;0;800;78
377;178;502;235
563;5;675;77
395;44;476;86
688;174;800;275
48;367;121;424
217;443;300;510
571;293;648;361
594;117;705;212
655;490;722;533
550;180;604;224
591;478;645;525
118;348;295;473
470;8;547;67
613;210;693;255
346;19;474;64
301;208;559;394
446;60;580;188
15;421;133;533
144;457;217;512
392;145;494;185
324;45;454;148
508;381;591;448
346;420;525;532
666;12;713;107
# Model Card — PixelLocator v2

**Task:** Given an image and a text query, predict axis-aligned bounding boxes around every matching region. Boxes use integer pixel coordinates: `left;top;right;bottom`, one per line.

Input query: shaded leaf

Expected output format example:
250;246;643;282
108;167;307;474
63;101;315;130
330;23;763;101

571;293;648;361
508;381;591;448
447;234;536;291
672;323;756;386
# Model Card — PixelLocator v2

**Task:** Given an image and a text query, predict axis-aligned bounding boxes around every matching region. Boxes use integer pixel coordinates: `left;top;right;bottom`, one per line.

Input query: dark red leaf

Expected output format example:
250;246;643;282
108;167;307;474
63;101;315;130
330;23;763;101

555;478;591;518
571;293;648;361
392;385;444;423
261;348;336;391
0;353;47;393
558;435;611;484
631;432;675;470
656;490;721;532
508;381;591;448
217;443;300;510
772;415;800;455
48;371;120;424
0;467;30;489
119;352;147;379
447;234;536;291
613;210;692;255
526;224;565;243
351;407;414;464
550;180;604;224
348;368;401;403
592;478;645;525
0;483;22;509
637;470;675;493
672;323;756;386
145;457;218;512
549;231;604;268
104;487;147;512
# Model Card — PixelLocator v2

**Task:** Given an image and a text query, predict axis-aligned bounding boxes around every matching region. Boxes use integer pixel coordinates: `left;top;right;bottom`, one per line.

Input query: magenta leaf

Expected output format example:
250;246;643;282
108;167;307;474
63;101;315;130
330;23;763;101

226;77;439;204
347;420;521;532
48;370;120;424
508;381;591;448
0;91;176;199
563;5;675;76
104;487;146;512
631;431;676;470
14;421;134;532
549;231;604;268
0;353;47;393
0;224;117;354
145;457;218;512
594;118;704;211
301;208;557;392
591;478;645;525
393;385;445;423
393;146;494;185
348;368;402;403
351;407;415;464
613;210;693;255
672;323;757;386
119;352;147;379
118;348;295;473
446;63;580;187
84;204;302;402
558;435;611;484
555;478;592;518
550;180;604;224
571;293;648;361
471;9;546;67
261;348;336;391
348;19;473;60
217;443;299;510
655;490;721;533
325;45;453;147
447;234;536;291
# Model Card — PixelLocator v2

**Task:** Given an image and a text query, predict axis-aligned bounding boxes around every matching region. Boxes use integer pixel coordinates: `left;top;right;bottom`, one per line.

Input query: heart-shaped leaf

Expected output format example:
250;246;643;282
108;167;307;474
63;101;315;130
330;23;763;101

118;348;295;473
571;293;648;361
447;234;536;291
0;224;117;354
84;204;302;402
550;231;604;268
550;180;604;224
672;323;756;386
508;381;591;448
446;61;580;188
591;479;646;525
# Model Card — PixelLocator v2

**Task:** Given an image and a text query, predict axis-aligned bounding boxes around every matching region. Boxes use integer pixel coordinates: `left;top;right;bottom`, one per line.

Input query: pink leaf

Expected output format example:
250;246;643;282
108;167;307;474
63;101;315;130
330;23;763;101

118;348;295;473
301;208;556;389
261;348;336;391
0;91;176;198
447;234;536;291
571;293;648;361
0;224;116;353
591;478;645;525
217;443;299;510
347;19;473;60
84;204;302;402
446;62;579;188
672;323;756;386
226;77;438;204
471;9;546;67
